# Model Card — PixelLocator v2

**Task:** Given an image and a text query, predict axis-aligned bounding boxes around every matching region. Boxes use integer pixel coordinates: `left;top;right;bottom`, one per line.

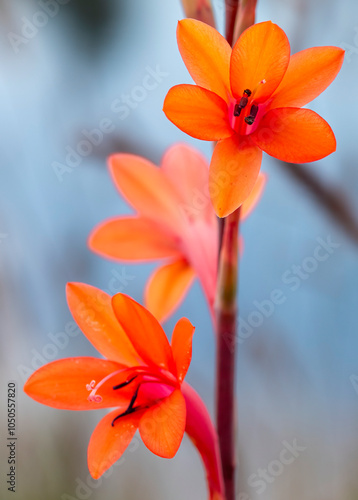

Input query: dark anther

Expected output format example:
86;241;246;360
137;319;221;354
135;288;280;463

243;89;252;97
113;375;137;391
244;104;259;125
111;406;137;426
239;96;248;108
233;104;241;116
111;385;141;427
233;95;249;117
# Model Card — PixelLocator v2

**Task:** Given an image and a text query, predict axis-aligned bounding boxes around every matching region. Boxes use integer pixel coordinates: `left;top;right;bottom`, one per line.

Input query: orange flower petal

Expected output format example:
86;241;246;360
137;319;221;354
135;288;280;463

171;318;195;383
240;172;267;220
24;358;130;410
111;293;176;373
163;84;233;141
139;389;186;458
88;408;142;479
268;46;345;110
161;143;214;222
209;135;262;217
89;216;181;262
177;19;232;102
230;21;290;103
109;154;183;229
66;283;140;366
145;260;196;323
251;107;336;163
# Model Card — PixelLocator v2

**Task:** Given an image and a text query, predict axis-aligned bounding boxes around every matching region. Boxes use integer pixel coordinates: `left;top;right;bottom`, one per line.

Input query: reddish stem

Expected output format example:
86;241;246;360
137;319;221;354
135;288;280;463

215;5;242;500
215;208;240;500
233;0;257;43
225;0;240;46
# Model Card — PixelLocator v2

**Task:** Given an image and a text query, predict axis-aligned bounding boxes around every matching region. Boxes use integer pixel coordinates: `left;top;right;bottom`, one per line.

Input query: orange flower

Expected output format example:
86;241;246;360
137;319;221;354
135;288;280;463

163;20;344;217
24;283;224;497
89;143;266;322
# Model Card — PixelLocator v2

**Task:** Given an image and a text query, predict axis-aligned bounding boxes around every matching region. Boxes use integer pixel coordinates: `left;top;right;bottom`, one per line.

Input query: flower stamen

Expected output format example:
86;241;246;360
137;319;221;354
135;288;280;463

244;104;259;125
86;380;96;391
111;385;141;426
233;89;252;117
250;79;267;99
86;367;147;404
113;375;138;391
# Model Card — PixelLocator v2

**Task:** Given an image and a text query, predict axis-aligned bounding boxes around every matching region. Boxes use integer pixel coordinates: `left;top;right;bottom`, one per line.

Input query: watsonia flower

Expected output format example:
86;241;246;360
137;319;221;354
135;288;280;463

89;143;265;322
164;20;344;217
24;283;224;498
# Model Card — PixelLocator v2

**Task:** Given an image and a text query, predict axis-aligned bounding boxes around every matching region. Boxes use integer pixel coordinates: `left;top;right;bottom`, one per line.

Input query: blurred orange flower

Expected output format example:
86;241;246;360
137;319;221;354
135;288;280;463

89;143;266;322
163;20;344;217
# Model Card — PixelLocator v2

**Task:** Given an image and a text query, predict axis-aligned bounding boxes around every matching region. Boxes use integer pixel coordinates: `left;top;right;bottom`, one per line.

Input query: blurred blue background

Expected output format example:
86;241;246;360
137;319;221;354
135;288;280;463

0;0;358;498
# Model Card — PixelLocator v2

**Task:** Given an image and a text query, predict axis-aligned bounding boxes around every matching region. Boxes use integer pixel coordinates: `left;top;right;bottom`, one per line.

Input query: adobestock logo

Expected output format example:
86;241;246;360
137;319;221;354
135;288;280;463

247;439;306;494
60;436;140;500
17;321;80;382
17;267;135;381
340;26;358;63
8;0;71;54
224;235;341;350
52;65;169;183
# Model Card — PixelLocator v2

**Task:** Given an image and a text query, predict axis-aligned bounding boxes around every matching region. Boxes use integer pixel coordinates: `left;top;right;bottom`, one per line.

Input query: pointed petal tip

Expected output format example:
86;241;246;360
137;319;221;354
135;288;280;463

215;206;231;218
212;200;232;218
176;17;231;102
107;153;124;176
89;470;100;480
177;17;198;29
66;281;107;303
23;369;42;396
87;229;97;253
252;107;337;163
23;378;31;395
213;201;239;218
88;457;107;480
66;281;81;295
269;45;345;110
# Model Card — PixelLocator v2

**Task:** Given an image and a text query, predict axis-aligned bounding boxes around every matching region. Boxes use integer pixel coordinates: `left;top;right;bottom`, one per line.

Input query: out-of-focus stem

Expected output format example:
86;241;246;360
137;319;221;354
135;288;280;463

181;0;216;27
233;0;257;43
225;0;239;46
215;208;240;500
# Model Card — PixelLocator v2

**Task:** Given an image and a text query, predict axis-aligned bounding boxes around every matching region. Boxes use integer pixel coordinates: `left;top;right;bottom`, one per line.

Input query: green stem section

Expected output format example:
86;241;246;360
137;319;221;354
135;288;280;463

215;208;240;500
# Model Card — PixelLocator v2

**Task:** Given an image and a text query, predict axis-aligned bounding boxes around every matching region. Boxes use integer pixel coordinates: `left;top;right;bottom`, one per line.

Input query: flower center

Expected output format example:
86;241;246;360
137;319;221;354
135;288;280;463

111;374;172;427
233;88;251;117
230;80;267;135
111;378;143;426
86;366;150;403
86;367;177;427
